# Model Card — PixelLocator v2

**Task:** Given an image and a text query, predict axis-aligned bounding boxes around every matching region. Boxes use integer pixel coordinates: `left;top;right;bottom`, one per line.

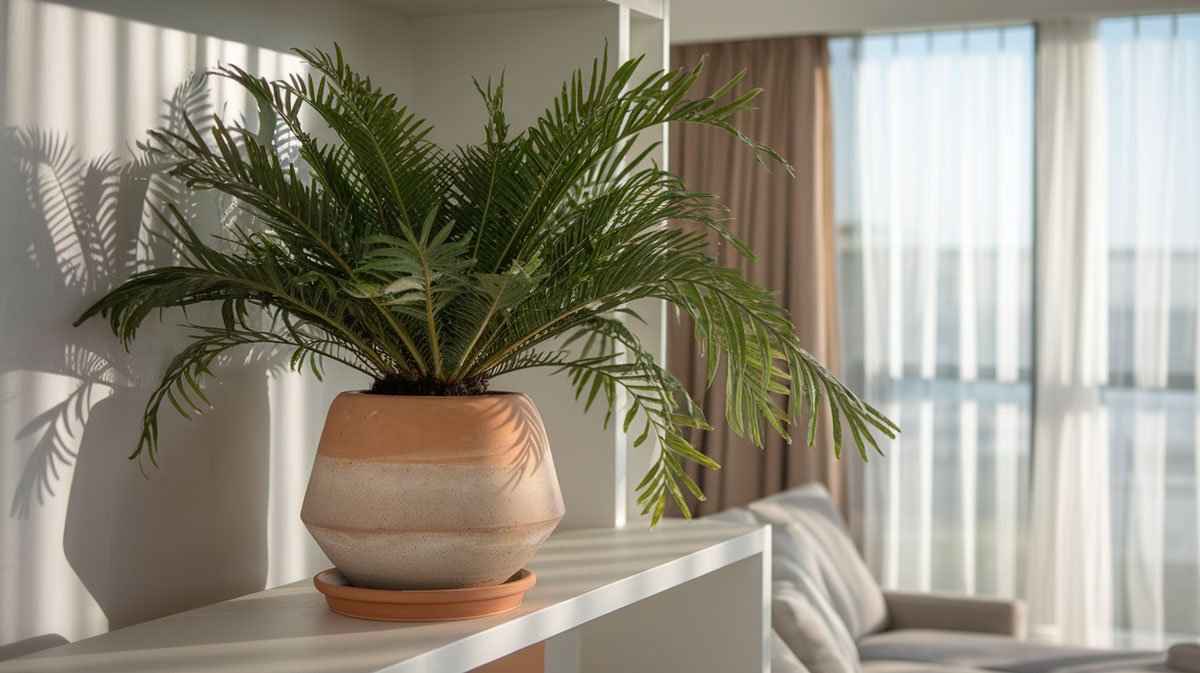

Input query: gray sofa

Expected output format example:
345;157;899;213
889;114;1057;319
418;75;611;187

709;483;1198;673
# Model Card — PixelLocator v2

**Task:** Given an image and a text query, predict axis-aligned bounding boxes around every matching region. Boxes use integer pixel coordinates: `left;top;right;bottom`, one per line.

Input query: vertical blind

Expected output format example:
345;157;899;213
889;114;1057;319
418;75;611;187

831;14;1200;646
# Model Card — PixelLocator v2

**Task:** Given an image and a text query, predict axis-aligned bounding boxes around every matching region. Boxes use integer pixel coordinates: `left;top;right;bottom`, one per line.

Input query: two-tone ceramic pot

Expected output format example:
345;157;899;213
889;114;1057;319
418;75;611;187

300;392;565;590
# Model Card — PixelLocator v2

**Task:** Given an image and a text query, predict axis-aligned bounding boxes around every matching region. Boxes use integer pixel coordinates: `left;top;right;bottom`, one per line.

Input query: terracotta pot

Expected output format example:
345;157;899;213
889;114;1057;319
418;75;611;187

301;391;565;590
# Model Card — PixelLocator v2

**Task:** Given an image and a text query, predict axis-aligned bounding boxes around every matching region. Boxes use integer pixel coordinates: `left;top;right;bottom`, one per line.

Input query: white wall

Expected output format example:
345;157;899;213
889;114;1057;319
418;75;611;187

411;6;622;147
671;0;1200;44
0;0;413;653
0;0;668;657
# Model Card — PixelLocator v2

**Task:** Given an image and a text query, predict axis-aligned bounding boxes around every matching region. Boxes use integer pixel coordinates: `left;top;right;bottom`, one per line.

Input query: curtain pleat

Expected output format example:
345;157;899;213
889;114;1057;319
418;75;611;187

1028;19;1114;646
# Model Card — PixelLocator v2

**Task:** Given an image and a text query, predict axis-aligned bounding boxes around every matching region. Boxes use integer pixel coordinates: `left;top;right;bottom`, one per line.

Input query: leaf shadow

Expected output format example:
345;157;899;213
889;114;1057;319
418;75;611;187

2;72;255;518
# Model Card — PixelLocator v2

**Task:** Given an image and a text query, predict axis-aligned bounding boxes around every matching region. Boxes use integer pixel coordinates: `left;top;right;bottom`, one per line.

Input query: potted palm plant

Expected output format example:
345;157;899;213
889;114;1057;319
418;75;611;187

77;45;895;601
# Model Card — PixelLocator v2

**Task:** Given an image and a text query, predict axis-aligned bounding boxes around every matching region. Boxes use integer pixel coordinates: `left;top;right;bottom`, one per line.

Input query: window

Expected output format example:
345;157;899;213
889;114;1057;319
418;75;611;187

1099;13;1200;646
831;26;1036;598
832;15;1200;646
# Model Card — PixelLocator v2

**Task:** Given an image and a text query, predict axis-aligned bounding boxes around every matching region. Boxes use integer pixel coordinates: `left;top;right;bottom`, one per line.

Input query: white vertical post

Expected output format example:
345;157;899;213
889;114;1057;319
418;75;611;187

621;5;669;525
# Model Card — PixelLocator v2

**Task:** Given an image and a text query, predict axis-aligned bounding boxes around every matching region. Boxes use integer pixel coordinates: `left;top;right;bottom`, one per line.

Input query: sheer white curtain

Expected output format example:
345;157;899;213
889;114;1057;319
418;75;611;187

831;27;1035;598
835;14;1200;647
1097;14;1199;647
1031;15;1200;647
1028;18;1113;646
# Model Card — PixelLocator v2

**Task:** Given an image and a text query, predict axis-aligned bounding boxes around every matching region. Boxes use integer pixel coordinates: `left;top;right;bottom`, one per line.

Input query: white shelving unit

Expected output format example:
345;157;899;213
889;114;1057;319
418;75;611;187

1;522;770;673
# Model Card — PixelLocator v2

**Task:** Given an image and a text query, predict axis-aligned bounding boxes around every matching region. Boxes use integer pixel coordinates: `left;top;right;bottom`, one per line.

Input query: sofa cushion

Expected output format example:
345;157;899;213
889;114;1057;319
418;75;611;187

706;505;759;526
857;629;1164;673
774;577;862;673
1169;644;1200;673
773;629;813;673
863;661;993;673
706;505;837;591
748;483;890;639
766;517;862;673
707;504;861;673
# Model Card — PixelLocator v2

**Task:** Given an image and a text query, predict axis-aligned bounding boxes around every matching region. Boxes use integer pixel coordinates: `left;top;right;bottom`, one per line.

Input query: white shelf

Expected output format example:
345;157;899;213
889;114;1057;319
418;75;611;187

2;522;767;673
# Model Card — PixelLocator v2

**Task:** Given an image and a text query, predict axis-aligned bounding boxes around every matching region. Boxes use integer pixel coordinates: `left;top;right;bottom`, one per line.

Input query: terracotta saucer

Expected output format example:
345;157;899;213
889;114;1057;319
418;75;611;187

313;568;536;622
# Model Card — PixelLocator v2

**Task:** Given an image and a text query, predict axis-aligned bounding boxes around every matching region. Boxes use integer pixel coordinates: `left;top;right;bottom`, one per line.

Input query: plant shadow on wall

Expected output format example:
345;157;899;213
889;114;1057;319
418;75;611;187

1;76;284;629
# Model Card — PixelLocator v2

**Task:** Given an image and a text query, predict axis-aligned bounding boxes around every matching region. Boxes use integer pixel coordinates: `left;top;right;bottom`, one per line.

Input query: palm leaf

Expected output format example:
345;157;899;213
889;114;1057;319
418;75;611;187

77;44;897;525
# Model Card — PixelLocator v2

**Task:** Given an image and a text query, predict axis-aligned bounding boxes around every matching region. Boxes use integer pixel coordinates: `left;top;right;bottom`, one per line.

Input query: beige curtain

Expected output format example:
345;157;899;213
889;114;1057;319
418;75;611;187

668;36;843;516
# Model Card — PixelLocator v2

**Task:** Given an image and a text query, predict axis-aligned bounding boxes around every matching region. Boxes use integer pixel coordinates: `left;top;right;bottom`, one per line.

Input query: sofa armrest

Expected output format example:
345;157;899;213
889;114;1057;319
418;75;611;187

1169;644;1200;673
883;591;1028;639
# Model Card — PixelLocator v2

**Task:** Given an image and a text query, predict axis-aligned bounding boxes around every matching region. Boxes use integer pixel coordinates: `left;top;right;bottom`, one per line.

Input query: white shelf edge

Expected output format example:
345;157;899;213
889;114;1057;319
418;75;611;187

394;523;767;672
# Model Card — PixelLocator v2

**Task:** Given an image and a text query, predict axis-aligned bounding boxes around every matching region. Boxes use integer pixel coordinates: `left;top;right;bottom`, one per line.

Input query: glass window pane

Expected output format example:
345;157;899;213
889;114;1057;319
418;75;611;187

1099;12;1200;647
831;26;1035;597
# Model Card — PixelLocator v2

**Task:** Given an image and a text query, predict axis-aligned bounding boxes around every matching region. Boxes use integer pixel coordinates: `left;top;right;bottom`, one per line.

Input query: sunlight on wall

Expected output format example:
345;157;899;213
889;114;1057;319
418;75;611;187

265;369;351;589
0;0;369;650
0;372;102;642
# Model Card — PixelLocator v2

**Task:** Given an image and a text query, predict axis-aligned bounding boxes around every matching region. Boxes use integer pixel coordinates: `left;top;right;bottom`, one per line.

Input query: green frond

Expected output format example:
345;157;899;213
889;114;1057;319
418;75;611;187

131;325;374;466
77;43;896;518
